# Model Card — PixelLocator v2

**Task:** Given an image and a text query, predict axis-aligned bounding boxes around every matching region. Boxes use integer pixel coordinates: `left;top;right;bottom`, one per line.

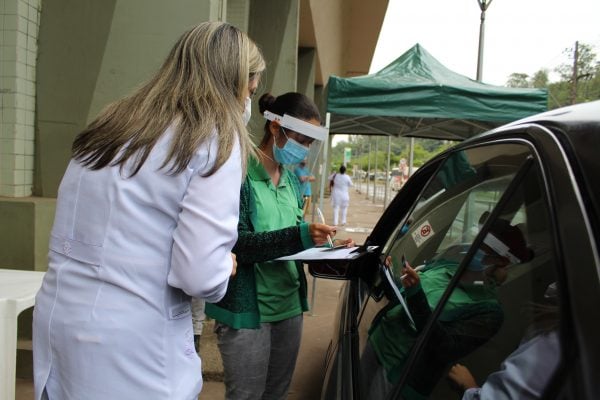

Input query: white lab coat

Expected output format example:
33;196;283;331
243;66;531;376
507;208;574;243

330;173;353;207
33;126;241;400
463;331;560;400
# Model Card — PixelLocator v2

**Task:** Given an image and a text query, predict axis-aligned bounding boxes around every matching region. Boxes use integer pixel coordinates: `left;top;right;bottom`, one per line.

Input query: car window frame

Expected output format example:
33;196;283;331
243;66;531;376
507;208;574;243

383;125;599;398
387;140;543;397
356;139;542;399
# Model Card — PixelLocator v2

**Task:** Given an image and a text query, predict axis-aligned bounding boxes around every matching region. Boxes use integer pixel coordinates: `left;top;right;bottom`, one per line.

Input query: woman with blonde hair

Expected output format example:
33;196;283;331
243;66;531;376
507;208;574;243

33;22;264;400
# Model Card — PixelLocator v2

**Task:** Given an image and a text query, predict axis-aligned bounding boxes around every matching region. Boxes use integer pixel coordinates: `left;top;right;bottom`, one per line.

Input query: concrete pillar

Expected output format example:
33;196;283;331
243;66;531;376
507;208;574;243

227;0;250;32
34;0;219;198
298;47;316;99
0;0;41;197
249;0;298;95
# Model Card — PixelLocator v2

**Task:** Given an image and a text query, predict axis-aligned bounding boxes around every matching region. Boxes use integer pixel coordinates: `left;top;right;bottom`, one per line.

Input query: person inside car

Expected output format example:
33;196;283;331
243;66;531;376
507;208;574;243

448;284;560;400
362;217;534;400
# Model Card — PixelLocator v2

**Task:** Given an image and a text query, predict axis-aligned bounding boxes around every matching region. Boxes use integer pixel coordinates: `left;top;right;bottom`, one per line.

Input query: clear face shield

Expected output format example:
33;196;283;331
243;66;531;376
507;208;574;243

263;111;328;166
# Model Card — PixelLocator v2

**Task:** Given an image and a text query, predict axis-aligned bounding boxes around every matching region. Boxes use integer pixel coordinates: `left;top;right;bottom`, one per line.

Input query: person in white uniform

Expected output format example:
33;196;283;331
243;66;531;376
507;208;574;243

329;165;354;226
32;22;265;400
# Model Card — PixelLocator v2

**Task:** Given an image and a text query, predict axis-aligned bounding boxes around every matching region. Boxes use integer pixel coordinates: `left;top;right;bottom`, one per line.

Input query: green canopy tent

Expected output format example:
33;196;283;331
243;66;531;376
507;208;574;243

312;44;548;210
326;43;548;141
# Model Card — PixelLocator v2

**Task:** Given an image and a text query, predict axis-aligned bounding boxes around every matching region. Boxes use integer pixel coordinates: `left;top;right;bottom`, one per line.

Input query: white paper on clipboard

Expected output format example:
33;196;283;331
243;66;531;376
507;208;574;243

275;246;378;261
382;266;415;326
275;246;360;261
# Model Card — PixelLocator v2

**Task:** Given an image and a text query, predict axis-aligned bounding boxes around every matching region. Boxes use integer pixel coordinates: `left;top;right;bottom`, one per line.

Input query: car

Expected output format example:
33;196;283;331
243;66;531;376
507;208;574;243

356;170;368;180
308;101;600;400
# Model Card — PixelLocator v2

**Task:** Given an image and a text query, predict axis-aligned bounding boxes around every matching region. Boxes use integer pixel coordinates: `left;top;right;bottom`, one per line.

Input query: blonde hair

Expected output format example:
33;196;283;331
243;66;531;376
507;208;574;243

72;21;265;176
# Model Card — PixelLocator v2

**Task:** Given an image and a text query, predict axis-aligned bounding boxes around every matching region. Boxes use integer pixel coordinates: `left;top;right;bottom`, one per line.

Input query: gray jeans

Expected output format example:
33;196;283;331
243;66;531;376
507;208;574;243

215;314;304;400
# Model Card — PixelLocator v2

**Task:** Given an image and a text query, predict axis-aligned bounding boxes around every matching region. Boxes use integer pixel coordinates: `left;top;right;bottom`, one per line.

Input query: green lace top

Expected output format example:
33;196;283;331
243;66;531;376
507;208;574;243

205;159;312;329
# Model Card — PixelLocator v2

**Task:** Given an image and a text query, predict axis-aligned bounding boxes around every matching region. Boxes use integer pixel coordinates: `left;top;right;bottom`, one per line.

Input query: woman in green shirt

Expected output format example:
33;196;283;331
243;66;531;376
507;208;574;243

206;92;354;400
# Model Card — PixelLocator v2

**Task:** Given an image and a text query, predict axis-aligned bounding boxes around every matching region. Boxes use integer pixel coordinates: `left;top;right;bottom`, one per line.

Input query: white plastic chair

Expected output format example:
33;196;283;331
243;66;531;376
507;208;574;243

0;269;45;400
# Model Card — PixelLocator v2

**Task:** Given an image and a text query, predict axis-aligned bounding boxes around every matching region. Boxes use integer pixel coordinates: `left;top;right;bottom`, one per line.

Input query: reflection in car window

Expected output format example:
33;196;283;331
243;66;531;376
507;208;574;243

384;145;529;286
362;144;561;399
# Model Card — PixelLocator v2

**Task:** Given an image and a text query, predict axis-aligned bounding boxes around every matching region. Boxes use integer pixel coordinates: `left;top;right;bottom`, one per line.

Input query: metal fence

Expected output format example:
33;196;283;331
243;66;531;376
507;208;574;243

353;179;400;206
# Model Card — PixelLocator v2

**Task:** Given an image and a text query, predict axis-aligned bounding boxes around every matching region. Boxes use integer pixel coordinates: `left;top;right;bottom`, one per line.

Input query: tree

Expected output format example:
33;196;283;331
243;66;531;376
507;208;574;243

507;41;600;110
506;72;530;88
553;42;600;105
329;137;453;172
531;69;549;88
555;42;598;81
547;80;571;109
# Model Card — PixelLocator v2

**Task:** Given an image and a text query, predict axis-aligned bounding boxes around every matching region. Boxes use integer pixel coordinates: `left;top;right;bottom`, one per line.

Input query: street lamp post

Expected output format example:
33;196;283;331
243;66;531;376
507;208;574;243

476;0;493;81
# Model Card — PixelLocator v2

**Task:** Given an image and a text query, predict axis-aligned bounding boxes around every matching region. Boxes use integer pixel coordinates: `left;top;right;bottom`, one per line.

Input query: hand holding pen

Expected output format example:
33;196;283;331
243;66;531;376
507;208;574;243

400;255;422;288
311;208;355;248
316;207;335;247
308;223;337;247
384;255;423;288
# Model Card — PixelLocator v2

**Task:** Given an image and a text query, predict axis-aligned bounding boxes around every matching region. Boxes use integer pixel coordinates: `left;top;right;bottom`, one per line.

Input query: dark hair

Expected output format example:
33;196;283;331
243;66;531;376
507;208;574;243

489;218;534;263
339;165;346;174
258;92;321;146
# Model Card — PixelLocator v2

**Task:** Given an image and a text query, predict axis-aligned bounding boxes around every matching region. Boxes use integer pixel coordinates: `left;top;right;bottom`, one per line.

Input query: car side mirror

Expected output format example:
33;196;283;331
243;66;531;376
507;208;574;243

307;259;352;280
307;250;380;281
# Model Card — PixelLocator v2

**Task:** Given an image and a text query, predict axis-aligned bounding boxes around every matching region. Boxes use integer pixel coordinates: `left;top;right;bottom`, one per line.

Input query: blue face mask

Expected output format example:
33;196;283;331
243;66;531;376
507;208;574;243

468;249;488;271
273;128;309;165
400;224;410;235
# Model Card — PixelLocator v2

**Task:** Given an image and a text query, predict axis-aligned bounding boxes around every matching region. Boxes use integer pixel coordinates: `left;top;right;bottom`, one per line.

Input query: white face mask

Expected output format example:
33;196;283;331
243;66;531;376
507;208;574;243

243;97;252;126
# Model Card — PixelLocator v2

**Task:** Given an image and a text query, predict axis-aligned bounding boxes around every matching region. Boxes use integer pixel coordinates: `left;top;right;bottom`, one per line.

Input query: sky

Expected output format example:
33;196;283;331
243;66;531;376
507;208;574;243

369;0;600;86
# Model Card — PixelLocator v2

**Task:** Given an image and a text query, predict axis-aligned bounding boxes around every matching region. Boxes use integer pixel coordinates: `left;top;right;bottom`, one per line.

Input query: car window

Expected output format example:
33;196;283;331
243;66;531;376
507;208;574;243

361;143;561;399
383;145;528;284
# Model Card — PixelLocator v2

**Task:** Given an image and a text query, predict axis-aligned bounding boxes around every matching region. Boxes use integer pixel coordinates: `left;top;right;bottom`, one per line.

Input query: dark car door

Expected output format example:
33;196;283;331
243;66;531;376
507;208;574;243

354;135;576;399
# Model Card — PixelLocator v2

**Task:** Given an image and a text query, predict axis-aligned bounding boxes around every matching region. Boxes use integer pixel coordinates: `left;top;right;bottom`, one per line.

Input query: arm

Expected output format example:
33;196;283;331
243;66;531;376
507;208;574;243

294;167;306;182
234;171;337;264
399;262;432;331
463;332;560;400
408;292;503;364
402;264;503;360
448;363;479;393
168;138;240;302
233;177;311;264
235;224;309;264
432;303;504;362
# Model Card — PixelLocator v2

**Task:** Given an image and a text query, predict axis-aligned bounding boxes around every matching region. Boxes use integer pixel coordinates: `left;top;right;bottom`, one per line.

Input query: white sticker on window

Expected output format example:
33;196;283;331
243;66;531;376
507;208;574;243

412;220;435;247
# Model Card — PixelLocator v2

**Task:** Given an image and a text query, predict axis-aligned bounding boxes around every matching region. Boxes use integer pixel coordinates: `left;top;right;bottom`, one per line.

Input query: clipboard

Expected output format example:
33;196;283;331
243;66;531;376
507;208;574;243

322;244;348;251
275;245;378;261
275;246;360;261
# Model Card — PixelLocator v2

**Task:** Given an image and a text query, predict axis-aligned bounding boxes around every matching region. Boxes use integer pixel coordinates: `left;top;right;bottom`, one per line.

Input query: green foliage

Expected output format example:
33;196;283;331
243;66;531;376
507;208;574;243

329;137;455;172
555;43;598;81
506;73;531;88
531;69;549;88
506;41;600;109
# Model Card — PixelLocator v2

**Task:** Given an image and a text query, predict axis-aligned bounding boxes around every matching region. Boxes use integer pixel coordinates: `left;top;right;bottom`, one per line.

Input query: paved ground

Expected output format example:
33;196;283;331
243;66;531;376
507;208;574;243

16;184;388;400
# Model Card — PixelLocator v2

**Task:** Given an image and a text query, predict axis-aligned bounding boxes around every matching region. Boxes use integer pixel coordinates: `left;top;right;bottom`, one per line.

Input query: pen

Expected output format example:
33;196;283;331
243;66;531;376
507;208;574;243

316;207;335;248
400;264;425;280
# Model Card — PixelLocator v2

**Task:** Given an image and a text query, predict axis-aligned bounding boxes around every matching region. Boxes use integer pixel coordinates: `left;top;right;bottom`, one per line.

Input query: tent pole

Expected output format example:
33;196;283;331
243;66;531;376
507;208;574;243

373;137;379;204
384;136;391;209
409;137;415;176
476;0;493;81
318;112;331;225
366;138;372;199
312;112;331;316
